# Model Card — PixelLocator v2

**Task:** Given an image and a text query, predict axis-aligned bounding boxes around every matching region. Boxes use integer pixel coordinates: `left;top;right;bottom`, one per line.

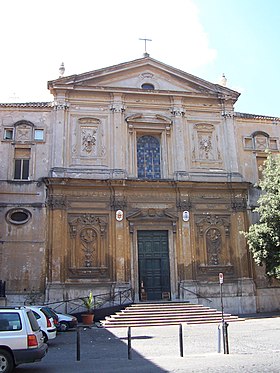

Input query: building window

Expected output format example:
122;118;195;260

34;129;44;141
141;83;154;90
256;155;267;180
6;208;31;225
137;135;161;179
4;128;14;140
14;148;30;180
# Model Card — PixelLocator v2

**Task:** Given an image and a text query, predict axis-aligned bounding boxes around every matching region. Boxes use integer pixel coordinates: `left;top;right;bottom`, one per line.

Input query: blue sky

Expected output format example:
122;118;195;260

0;0;279;117
193;0;280;116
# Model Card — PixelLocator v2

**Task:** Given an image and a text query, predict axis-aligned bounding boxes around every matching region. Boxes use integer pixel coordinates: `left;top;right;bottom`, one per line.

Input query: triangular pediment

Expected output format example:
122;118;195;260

48;57;239;101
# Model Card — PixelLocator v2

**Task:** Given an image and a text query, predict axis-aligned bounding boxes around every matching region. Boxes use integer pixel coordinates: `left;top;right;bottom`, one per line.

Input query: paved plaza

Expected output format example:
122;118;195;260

17;313;280;373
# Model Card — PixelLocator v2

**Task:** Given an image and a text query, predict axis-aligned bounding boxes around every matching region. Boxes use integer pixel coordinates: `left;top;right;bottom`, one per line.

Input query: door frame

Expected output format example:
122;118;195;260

134;227;176;302
127;209;178;302
137;230;171;301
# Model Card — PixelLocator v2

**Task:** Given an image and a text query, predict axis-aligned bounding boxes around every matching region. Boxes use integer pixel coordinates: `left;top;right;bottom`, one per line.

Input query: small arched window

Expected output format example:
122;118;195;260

137;135;161;179
141;83;154;90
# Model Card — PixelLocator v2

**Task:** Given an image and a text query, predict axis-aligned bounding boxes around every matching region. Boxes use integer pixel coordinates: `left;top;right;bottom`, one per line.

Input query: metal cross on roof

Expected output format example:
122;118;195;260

139;38;152;56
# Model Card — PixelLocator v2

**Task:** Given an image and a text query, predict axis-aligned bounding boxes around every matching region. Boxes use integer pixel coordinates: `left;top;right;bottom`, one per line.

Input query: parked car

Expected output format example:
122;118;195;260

56;312;78;331
0;306;48;373
28;306;57;343
38;306;59;329
40;306;78;332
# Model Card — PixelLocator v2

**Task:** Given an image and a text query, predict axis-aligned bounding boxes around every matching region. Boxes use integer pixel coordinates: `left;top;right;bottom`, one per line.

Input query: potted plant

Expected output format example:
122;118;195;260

81;291;95;325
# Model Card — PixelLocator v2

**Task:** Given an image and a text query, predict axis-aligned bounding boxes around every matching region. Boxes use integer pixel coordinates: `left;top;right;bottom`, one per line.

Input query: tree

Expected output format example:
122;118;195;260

244;153;280;279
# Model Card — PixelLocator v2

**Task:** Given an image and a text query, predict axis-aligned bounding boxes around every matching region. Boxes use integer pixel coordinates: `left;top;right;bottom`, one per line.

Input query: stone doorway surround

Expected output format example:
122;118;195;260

127;208;178;302
137;230;171;301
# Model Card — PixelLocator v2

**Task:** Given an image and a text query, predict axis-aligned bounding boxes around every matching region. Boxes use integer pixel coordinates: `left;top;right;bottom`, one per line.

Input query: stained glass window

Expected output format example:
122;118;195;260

137;135;161;179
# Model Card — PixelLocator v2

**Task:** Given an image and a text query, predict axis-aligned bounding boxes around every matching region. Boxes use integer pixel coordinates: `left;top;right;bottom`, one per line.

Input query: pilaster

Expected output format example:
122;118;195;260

52;96;69;168
110;94;126;177
170;99;187;178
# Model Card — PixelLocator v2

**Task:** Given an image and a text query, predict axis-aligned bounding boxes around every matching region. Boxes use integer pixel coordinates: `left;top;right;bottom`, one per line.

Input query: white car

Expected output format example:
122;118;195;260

56;312;78;331
28;306;57;343
0;306;47;373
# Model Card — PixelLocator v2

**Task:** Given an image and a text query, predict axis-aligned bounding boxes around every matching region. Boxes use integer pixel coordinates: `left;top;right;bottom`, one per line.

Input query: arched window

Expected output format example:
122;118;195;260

137;136;161;179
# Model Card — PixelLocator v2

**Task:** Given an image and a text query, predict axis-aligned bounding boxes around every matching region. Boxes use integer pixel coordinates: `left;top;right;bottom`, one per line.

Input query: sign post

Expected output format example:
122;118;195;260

218;272;229;354
219;272;224;321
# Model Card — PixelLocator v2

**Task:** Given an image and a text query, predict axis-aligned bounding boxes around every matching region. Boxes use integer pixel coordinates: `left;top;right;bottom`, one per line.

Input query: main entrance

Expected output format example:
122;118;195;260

137;230;171;301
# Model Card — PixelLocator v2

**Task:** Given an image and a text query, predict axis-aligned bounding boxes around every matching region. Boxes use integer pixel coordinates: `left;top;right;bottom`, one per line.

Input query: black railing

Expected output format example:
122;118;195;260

0;281;6;297
44;288;134;315
178;282;212;303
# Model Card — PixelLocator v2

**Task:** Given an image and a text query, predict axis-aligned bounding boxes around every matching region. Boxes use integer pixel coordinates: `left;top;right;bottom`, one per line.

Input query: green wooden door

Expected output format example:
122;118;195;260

138;230;170;300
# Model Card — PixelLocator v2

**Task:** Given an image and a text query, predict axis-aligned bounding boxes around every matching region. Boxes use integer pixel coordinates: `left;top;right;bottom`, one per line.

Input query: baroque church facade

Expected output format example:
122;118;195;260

0;56;279;314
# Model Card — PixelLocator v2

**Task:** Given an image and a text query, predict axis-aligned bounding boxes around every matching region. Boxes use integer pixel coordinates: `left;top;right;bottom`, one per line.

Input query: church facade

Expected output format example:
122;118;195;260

0;56;279;314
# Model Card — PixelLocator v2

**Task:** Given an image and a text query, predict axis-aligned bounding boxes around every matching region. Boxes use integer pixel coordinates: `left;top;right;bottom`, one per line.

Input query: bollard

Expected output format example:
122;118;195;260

76;327;81;361
217;323;222;353
179;323;184;357
76;325;92;361
128;326;132;360
222;321;229;354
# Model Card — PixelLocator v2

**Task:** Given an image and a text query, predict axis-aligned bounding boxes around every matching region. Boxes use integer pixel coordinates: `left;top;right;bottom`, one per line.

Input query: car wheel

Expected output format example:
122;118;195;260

0;349;14;373
42;331;48;343
59;322;69;332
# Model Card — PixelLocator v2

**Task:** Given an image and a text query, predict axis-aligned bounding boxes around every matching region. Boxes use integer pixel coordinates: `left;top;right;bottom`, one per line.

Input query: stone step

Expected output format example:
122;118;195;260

116;309;220;316
102;317;241;328
101;302;243;328
107;313;234;321
121;306;212;312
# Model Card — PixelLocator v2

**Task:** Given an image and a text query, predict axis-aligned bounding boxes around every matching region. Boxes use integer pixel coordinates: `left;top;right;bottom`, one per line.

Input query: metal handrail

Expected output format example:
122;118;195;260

178;282;212;303
43;288;134;314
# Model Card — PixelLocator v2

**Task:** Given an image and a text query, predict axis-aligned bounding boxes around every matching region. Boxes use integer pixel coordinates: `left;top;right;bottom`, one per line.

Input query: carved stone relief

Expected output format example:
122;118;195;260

206;228;221;265
80;227;97;267
47;195;68;210
254;135;268;150
195;214;233;276
127;208;178;233
71;117;106;161
67;214;109;279
15;123;33;143
81;127;97;155
192;123;222;165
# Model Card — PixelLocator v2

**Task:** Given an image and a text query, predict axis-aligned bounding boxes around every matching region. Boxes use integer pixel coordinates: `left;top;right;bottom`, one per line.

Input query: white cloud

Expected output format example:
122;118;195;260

0;0;216;102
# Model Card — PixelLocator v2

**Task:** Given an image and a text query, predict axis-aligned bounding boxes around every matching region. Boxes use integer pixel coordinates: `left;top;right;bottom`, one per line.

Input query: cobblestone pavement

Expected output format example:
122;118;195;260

17;313;280;372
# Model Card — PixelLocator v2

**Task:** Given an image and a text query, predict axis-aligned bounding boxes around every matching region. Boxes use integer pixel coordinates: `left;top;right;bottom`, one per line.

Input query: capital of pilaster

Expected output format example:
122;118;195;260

221;111;233;118
52;101;69;111
110;103;126;113
170;107;185;117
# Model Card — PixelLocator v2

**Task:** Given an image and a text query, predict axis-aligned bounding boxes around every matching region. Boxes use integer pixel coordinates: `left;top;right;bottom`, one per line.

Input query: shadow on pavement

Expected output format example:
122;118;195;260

16;326;168;373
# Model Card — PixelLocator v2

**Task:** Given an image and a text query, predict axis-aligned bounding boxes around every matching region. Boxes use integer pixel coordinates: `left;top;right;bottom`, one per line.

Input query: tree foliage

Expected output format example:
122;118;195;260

244;153;280;279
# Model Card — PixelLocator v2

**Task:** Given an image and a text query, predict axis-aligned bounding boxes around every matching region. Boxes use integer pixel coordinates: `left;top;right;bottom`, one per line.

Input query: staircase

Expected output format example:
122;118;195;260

101;302;244;328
